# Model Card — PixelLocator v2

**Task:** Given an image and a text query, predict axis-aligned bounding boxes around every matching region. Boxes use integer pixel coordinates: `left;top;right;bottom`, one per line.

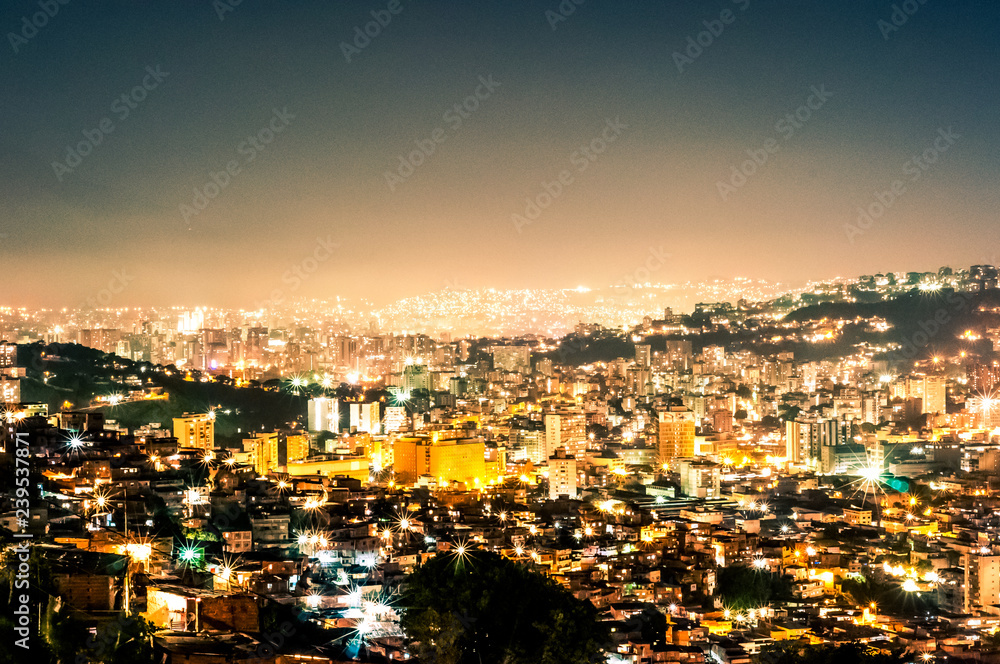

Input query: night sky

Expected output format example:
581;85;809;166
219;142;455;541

2;0;998;307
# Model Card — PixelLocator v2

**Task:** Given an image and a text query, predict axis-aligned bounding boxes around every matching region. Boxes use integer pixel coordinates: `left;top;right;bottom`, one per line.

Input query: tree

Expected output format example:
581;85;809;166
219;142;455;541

42;596;89;664
840;576;887;608
86;614;157;664
754;641;907;664
632;606;668;642
778;404;801;422
315;430;337;449
400;551;607;664
760;415;781;428
840;574;933;615
716;564;792;610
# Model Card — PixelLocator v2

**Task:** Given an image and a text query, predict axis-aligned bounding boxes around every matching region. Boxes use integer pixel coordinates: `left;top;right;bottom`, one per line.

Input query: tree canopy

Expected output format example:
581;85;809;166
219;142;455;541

400;550;608;664
716;564;793;610
754;641;907;664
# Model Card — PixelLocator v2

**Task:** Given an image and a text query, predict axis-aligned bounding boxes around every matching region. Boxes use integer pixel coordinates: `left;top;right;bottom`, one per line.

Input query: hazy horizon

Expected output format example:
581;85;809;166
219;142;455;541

3;1;998;308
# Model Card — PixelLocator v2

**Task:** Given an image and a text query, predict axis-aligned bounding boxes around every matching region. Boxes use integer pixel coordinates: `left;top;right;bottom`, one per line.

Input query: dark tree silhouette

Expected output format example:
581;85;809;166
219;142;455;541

754;641;907;664
400;551;607;664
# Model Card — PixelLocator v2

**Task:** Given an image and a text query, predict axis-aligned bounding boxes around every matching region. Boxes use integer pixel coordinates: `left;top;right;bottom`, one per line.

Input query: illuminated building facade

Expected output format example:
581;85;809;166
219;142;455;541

904;374;946;414
544;409;586;461
0;377;20;404
510;420;546;464
283;456;369;482
393;434;488;486
307;397;340;433
242;431;309;474
0;341;15;369
172;413;215;451
243;432;279;475
657;408;696;468
349;401;381;434
677;458;720;499
548;447;577;499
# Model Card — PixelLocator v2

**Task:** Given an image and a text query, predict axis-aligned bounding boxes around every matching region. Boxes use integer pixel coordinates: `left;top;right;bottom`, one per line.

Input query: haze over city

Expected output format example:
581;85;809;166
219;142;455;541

3;1;999;307
5;3;1000;664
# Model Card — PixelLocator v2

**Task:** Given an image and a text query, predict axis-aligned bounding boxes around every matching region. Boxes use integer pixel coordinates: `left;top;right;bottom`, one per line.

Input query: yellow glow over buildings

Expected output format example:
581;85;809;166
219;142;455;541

284;456;369;482
393;434;495;486
173;413;215;451
658;408;696;468
243;432;279;475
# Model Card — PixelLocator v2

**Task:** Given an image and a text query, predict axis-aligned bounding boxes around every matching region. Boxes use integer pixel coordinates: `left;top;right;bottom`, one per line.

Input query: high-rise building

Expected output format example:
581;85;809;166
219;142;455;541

285;433;310;465
511;420;546;464
349;402;381;434
968;362;1000;394
905;374;946;414
0;341;16;369
307;397;340;433
392;434;487;486
199;328;229;370
711;409;733;434
677;458;720;498
785;420;804;463
788;417;850;466
242;431;279;475
449;376;469;396
383;405;407;433
961;553;1000;613
0;377;20;404
548;447;577;499
173;413;215;451
663;340;693;369
0;342;23;404
402;363;432;393
489;345;531;373
634;344;651;369
658;409;696;468
544;409;586;460
245;327;268;365
861;392;882;425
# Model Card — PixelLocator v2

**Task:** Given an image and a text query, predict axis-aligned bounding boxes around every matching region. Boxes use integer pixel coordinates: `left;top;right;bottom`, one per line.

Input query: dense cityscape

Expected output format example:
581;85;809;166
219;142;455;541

5;0;1000;662
4;265;1000;662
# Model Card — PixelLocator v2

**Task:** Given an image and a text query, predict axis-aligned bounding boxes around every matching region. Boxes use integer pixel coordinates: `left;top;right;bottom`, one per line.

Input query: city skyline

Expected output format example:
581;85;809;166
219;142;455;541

3;1;999;307
5;4;1000;661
